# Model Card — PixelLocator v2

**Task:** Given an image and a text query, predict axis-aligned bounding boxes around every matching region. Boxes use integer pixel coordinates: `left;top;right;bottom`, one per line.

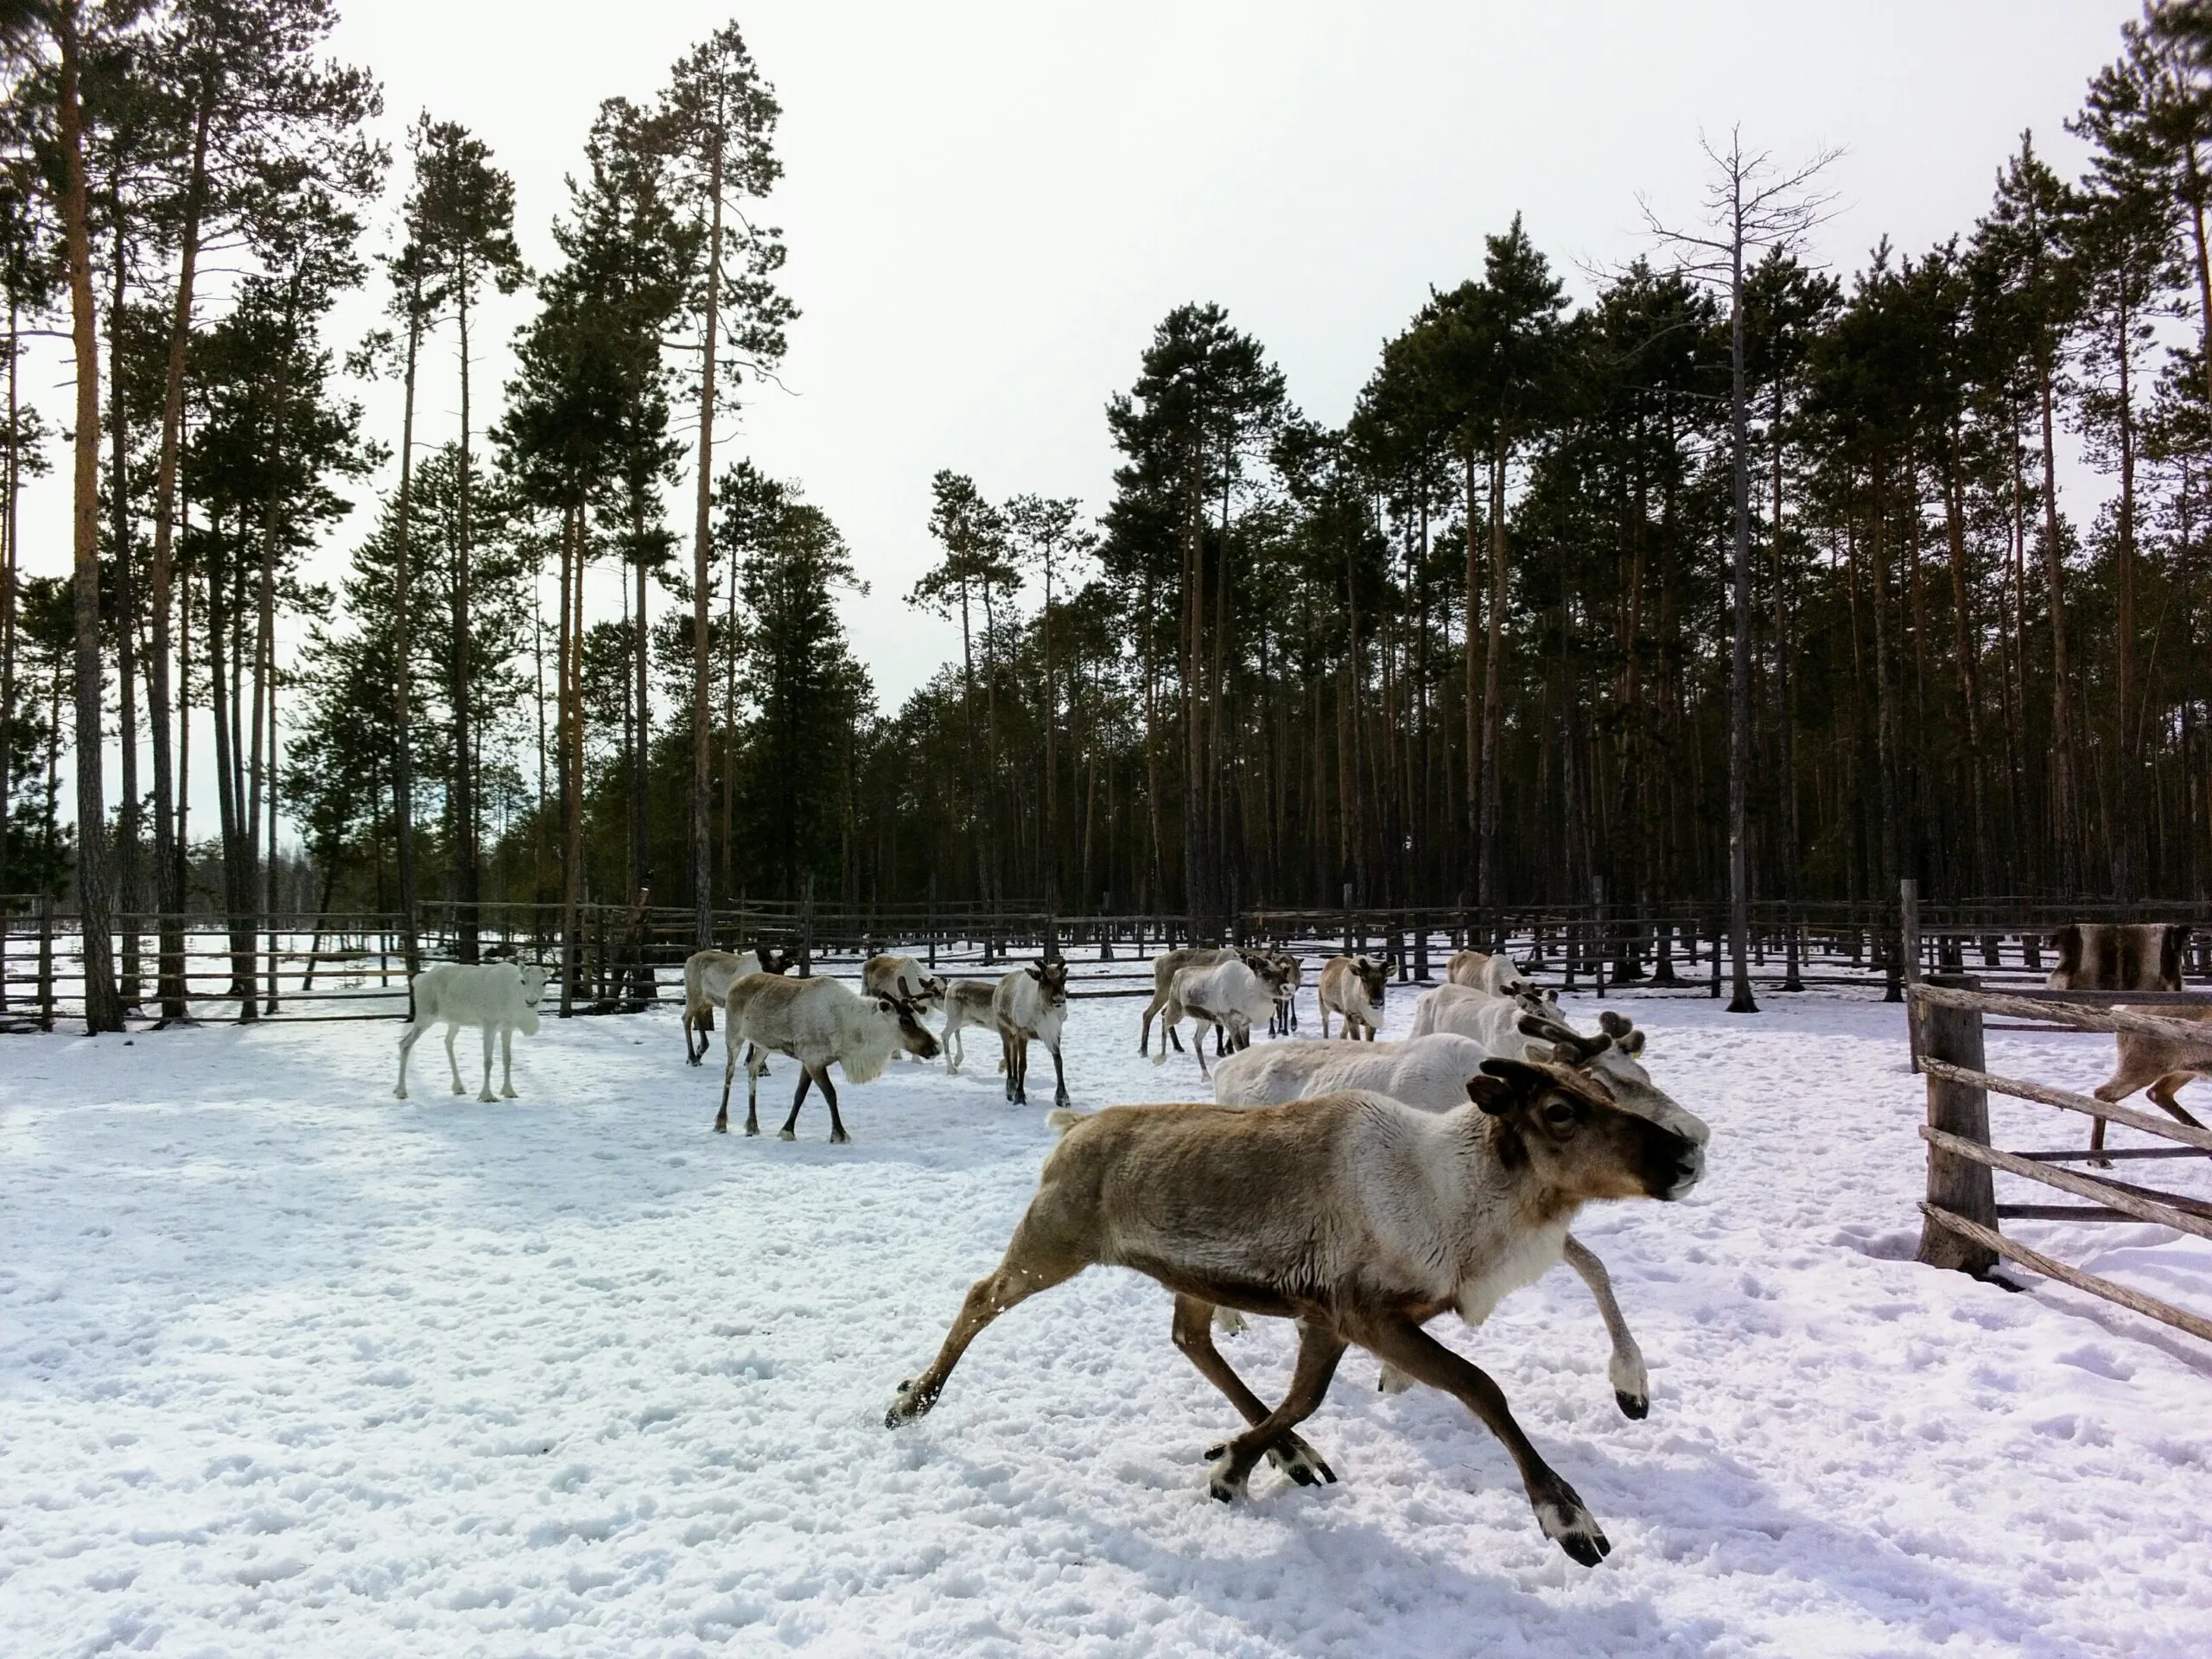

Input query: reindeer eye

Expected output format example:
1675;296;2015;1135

1541;1100;1577;1128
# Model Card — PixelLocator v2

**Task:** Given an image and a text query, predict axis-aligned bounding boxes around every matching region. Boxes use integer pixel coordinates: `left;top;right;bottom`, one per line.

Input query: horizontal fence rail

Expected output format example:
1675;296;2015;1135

1907;976;2212;1349
7;884;2212;1029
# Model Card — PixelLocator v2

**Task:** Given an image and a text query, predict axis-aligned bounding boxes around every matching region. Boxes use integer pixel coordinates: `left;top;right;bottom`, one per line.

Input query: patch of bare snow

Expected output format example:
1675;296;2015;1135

1;970;2207;1656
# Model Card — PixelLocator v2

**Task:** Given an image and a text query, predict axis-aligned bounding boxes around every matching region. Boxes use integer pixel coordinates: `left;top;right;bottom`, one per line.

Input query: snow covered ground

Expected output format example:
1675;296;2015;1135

3;970;2209;1657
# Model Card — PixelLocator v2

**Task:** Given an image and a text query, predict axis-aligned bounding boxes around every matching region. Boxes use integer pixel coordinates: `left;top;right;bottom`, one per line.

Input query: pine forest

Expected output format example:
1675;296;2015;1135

5;3;2212;1028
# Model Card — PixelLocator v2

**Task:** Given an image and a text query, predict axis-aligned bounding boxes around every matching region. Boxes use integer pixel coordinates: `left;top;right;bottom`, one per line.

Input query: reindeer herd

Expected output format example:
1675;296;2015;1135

377;921;2211;1567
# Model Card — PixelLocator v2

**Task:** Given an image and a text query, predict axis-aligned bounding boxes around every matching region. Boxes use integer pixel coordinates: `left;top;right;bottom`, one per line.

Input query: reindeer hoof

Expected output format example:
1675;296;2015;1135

714;1122;728;1135
1268;1434;1336;1487
779;1128;797;1141
1535;1493;1611;1567
394;1088;408;1101
1376;1363;1414;1395
1204;1446;1249;1503
501;1087;518;1099
885;1379;932;1427
830;1128;850;1145
1615;1389;1649;1420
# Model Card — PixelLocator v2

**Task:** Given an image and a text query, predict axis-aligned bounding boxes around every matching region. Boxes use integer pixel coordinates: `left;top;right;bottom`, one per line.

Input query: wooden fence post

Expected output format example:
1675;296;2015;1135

1887;878;1916;1004
1342;882;1353;957
1914;973;1999;1276
37;893;55;1032
800;874;815;978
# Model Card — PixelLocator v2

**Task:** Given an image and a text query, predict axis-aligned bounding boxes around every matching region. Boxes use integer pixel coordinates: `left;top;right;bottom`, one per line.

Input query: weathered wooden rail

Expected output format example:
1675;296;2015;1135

1908;976;2212;1345
10;884;2212;1031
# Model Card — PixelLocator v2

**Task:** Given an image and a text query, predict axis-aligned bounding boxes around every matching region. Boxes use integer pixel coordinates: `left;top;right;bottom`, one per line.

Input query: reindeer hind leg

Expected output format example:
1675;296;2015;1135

887;1216;1087;1427
1201;1317;1346;1501
1172;1295;1337;1492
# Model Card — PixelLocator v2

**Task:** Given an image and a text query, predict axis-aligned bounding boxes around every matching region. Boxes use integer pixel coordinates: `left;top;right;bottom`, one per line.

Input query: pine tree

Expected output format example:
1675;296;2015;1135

410;116;522;961
656;20;793;946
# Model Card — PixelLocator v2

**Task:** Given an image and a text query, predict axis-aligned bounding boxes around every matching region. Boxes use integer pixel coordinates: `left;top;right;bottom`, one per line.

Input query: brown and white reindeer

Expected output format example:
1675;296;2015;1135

1156;956;1290;1077
714;974;940;1141
861;953;949;1017
2045;922;2209;1164
1446;948;1533;997
886;1058;1707;1566
1317;952;1394;1039
1265;949;1304;1037
994;959;1072;1107
1137;946;1237;1057
681;943;793;1066
1210;1014;1688;1416
940;979;1001;1076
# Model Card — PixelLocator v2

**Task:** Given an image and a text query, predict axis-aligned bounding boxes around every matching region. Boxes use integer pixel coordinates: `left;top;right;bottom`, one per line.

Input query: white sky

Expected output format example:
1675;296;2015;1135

9;0;2145;839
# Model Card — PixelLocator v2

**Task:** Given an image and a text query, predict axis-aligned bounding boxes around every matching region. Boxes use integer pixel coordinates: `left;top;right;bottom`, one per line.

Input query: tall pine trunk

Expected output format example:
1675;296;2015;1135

452;270;479;961
690;128;724;949
56;3;120;1032
392;286;423;975
147;83;212;1023
2037;346;2078;891
108;213;139;1004
1477;442;1508;924
1725;237;1757;1013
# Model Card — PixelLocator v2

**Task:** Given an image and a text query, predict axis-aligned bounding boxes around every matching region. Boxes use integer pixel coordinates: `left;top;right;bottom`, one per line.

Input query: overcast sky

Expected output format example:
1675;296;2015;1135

10;0;2147;824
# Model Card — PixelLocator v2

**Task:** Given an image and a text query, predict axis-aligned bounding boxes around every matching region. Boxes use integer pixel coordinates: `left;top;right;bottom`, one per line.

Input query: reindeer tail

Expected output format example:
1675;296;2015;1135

1045;1108;1087;1135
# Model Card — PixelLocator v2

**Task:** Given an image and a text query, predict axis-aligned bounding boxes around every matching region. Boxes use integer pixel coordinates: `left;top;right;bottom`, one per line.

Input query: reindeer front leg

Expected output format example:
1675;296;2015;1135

1561;1235;1648;1418
1049;1040;1068;1108
499;1027;518;1099
779;1066;815;1141
1354;1313;1611;1567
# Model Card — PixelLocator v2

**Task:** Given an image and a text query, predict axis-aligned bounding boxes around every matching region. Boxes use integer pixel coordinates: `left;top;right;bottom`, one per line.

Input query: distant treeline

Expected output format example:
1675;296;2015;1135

3;3;2211;1033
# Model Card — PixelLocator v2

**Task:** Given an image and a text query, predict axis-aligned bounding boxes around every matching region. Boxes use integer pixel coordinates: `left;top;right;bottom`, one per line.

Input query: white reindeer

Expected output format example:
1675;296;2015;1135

396;962;550;1103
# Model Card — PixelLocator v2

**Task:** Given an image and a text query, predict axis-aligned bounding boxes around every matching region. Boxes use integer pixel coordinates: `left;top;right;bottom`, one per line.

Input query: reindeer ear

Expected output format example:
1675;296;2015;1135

1027;965;1043;981
1473;1057;1551;1109
1466;1075;1516;1114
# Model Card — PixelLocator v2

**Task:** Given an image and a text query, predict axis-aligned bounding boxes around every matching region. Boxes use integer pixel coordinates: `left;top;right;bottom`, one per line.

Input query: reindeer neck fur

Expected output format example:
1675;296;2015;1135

836;1007;898;1084
1357;1104;1581;1327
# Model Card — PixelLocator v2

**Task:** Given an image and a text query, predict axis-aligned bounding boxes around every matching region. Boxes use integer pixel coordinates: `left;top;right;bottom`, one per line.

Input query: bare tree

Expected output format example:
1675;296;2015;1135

1644;128;1840;1014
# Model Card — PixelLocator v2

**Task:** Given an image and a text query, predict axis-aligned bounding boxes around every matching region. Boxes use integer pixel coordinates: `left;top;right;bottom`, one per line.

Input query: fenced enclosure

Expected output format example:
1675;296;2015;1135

10;883;2212;1030
1909;974;2212;1345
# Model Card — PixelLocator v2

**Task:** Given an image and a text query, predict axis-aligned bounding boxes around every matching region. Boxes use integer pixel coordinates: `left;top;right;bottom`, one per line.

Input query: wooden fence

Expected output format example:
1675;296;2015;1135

1908;975;2212;1345
10;882;2212;1029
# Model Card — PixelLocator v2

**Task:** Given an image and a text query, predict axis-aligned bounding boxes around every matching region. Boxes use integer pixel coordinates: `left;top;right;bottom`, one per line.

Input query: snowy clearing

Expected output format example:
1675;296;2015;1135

3;976;2210;1656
